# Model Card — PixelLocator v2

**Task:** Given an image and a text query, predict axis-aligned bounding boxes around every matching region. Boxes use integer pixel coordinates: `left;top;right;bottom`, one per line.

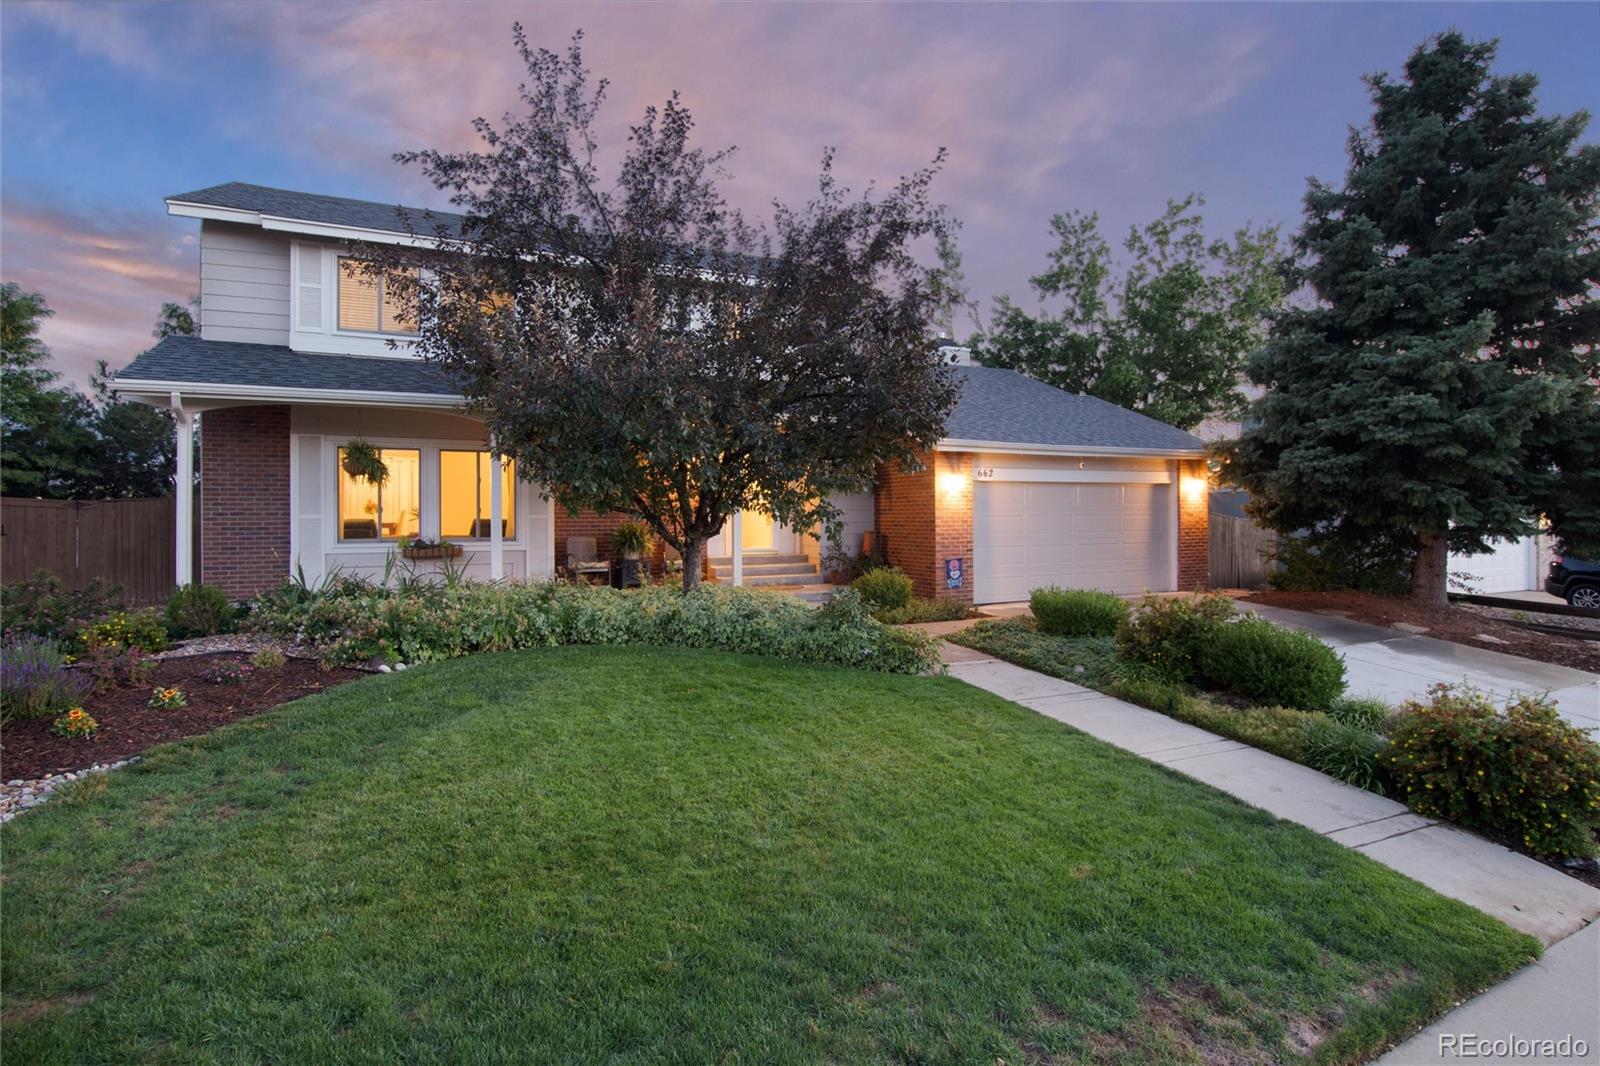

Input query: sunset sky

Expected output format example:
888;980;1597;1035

3;1;1596;388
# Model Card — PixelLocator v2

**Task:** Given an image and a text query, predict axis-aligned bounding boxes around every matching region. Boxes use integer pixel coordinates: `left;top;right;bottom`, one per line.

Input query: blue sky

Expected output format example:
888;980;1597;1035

3;1;1597;386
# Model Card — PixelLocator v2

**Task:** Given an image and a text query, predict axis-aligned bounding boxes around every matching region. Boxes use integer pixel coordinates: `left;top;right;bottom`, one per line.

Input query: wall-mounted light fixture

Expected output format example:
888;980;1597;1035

1181;472;1209;506
938;465;970;500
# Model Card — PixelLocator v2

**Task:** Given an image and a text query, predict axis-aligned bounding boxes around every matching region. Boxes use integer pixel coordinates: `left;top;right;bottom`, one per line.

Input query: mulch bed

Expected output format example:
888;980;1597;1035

1244;590;1600;673
2;654;365;781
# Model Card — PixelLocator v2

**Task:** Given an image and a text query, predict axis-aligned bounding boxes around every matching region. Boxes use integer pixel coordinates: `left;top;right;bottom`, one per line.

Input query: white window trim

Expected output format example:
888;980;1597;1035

290;241;426;358
323;437;524;553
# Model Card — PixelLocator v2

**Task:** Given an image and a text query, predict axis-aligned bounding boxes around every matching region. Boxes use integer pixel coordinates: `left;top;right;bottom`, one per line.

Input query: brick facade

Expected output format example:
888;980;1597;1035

554;509;669;579
874;451;974;603
1176;458;1210;591
200;405;291;599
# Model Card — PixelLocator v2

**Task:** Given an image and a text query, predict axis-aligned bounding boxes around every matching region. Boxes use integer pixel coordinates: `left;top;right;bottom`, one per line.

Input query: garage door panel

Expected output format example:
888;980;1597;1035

974;479;1173;603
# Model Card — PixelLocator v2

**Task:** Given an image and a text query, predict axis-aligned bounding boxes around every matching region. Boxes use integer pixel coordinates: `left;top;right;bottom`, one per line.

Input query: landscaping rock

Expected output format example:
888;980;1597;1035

1392;622;1431;635
0;759;138;823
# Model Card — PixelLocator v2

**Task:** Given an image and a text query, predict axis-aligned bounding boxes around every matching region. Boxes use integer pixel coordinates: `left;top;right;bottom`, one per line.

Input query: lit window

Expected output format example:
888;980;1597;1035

338;257;418;334
337;448;420;541
440;450;515;539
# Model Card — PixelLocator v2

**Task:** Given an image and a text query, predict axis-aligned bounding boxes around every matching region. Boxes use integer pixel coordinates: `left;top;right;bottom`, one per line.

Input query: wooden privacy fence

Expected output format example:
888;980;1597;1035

1209;513;1277;590
1;497;198;605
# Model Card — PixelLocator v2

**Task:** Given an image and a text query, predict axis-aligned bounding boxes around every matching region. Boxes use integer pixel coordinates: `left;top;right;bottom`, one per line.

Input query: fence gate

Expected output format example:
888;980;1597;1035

1;496;196;605
1208;513;1277;590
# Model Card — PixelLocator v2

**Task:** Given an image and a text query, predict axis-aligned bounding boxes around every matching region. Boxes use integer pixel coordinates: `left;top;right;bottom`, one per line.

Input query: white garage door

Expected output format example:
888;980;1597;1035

974;480;1172;604
1449;537;1536;594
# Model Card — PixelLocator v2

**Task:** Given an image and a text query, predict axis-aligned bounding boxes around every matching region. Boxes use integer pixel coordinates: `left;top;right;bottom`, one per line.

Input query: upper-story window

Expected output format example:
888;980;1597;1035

337;257;418;335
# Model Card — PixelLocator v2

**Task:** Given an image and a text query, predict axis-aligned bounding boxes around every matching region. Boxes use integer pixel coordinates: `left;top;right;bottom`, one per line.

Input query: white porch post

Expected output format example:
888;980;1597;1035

172;392;194;587
489;450;504;580
731;511;744;587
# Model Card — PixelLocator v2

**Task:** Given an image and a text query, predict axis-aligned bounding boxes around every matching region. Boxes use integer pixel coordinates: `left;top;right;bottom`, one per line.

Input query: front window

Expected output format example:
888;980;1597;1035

337;447;421;541
439;450;516;539
338;257;418;334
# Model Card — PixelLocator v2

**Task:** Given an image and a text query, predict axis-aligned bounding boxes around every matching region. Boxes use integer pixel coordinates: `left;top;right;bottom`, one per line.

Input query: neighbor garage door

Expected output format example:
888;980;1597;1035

1449;536;1537;594
973;474;1173;604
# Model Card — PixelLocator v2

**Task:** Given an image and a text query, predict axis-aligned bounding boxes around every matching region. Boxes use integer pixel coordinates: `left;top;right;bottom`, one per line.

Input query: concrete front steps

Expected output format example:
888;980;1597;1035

707;555;834;604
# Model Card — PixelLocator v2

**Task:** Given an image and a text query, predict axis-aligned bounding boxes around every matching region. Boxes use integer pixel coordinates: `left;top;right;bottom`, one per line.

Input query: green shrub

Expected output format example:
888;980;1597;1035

873;596;970;625
1327;696;1391;733
1302;717;1389;793
1197;618;1345;710
852;567;913;611
163;583;236;639
250;646;288;670
1382;684;1600;858
1114;593;1237;683
1030;587;1130;638
77;609;167;654
0;570;124;644
246;578;940;675
1104;671;1316;762
951;620;1120;687
1269;534;1412;595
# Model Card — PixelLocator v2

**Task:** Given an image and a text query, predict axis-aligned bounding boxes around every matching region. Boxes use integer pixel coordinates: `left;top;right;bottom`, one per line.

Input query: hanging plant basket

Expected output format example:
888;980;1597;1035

341;439;389;485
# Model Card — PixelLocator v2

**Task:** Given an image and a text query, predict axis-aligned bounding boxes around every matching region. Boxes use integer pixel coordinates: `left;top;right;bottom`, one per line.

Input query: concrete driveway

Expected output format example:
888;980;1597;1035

1242;603;1600;732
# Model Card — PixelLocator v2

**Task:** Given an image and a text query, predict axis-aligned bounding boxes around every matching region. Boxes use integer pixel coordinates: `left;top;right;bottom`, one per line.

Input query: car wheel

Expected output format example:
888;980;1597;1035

1569;584;1600;610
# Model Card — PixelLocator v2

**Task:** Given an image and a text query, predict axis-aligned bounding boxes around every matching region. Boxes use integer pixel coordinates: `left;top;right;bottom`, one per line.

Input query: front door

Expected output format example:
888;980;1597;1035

740;510;775;552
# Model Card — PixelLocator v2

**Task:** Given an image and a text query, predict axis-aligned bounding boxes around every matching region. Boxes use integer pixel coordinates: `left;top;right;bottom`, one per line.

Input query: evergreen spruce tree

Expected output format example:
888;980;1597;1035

1223;32;1600;604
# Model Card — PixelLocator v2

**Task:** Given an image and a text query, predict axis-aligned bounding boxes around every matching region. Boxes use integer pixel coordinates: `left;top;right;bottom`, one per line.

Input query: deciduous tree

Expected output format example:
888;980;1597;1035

972;196;1283;430
365;29;960;587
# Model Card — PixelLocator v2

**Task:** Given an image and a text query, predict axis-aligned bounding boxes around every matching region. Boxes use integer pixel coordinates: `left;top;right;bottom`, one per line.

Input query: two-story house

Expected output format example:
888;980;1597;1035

112;182;1211;604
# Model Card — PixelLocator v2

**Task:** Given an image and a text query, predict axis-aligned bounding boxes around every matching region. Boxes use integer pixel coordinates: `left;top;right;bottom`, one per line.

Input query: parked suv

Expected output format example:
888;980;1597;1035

1545;556;1600;610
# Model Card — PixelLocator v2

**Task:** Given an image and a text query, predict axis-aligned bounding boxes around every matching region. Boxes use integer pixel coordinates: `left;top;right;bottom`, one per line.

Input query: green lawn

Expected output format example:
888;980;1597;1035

1;646;1533;1064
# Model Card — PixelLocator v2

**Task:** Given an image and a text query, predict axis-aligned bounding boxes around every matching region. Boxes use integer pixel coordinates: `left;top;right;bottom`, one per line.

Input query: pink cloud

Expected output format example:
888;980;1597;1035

0;198;197;387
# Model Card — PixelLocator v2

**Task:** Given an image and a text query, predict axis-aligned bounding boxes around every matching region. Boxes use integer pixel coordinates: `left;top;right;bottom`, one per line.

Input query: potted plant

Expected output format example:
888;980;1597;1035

821;538;854;584
341;439;389;485
398;536;462;560
612;520;652;560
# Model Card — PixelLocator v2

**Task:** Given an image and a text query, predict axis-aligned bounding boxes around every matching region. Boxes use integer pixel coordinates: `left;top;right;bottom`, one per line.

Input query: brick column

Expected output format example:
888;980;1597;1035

932;451;974;605
1177;458;1210;591
874;450;973;603
199;405;290;599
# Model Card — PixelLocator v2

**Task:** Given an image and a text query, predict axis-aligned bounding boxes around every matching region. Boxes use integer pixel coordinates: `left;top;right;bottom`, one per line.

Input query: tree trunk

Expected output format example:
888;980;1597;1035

1410;530;1449;606
681;535;705;591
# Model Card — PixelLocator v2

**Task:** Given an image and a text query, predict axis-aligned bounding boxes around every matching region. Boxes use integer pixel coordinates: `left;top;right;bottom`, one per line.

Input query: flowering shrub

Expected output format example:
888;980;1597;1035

52;707;98;738
1382;684;1600;858
200;659;253;685
0;570;123;644
247;578;940;674
148;686;188;709
78;609;167;654
1114;593;1238;683
80;643;155;693
1;636;92;722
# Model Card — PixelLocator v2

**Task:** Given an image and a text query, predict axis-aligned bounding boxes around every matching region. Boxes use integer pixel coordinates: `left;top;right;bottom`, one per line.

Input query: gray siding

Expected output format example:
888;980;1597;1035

199;221;290;346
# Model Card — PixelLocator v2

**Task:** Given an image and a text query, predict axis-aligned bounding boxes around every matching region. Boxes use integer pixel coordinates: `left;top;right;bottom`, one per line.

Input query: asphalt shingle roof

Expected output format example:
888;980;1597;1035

947;365;1203;452
115;336;461;396
116;338;1203;453
168;182;466;238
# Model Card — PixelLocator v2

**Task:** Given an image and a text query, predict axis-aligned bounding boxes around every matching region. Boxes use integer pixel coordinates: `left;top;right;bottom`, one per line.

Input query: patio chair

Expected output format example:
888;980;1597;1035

565;536;611;585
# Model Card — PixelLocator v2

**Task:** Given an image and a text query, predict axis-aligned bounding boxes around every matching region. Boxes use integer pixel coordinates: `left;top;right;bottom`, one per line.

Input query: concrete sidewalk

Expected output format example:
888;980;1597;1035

940;644;1600;945
1240;603;1600;733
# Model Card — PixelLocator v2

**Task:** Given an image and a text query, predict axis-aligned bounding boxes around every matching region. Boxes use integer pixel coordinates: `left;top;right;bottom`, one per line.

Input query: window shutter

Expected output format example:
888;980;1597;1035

295;245;324;331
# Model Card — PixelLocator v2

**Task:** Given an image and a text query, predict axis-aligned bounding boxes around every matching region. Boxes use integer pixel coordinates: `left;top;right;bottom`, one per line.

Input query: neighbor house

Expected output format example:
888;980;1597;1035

112;183;1210;605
